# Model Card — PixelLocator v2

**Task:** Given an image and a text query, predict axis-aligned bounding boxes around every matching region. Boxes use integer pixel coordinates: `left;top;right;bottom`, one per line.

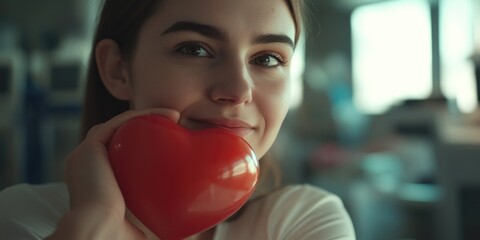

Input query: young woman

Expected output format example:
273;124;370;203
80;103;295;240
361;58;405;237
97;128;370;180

0;0;356;239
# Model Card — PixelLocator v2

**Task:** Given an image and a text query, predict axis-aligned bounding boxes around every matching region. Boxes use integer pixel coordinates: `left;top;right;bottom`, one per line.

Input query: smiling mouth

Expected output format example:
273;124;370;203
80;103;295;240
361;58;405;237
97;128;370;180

188;118;255;137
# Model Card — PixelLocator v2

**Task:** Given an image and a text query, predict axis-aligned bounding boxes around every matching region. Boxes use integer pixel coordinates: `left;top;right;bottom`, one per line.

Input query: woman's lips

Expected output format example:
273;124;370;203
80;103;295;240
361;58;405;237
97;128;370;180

188;118;255;137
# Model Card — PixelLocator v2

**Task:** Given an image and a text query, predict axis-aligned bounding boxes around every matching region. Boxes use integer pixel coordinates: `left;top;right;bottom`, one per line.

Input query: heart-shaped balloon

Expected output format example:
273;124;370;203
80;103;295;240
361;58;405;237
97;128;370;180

108;115;258;240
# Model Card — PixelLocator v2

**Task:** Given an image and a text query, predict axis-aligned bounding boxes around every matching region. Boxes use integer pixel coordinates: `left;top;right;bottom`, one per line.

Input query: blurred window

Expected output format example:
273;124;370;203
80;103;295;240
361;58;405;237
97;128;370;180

440;0;478;113
351;0;432;114
290;37;306;109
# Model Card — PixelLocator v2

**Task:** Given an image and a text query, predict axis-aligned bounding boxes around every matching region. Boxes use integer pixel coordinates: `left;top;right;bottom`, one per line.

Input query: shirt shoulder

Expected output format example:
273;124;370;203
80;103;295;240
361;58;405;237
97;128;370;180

266;184;356;239
216;184;356;240
0;182;69;239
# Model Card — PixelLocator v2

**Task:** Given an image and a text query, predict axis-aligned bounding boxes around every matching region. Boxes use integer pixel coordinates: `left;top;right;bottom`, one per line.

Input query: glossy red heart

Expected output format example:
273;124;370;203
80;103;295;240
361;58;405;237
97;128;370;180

108;115;258;240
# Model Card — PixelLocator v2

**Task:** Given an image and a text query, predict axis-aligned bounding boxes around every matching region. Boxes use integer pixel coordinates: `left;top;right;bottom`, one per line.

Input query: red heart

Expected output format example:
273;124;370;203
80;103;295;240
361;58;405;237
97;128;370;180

108;115;258;240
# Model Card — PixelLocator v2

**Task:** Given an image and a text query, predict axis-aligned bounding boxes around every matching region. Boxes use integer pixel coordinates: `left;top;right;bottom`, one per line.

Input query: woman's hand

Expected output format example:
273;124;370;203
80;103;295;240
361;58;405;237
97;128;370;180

47;109;180;240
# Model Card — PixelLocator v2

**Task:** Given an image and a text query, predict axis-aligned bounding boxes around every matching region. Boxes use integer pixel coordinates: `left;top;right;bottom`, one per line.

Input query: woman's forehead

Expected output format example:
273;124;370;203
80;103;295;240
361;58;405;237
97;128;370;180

144;0;296;41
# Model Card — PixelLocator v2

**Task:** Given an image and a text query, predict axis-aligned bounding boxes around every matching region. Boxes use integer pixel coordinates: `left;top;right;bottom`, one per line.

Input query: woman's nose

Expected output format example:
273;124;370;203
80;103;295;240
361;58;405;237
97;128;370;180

209;62;253;105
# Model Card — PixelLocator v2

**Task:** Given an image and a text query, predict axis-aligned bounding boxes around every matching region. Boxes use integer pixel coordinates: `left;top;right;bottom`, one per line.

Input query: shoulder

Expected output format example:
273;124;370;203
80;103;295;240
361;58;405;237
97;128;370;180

221;184;356;240
267;184;342;206
0;182;69;239
265;184;355;239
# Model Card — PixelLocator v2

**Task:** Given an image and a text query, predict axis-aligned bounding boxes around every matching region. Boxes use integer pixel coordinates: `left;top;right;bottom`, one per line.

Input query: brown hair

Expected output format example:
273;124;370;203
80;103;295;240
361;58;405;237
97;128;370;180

81;0;159;137
81;0;306;191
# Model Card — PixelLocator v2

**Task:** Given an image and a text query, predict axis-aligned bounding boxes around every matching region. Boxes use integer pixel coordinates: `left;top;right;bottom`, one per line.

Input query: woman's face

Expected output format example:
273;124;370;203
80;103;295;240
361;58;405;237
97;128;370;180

125;0;296;158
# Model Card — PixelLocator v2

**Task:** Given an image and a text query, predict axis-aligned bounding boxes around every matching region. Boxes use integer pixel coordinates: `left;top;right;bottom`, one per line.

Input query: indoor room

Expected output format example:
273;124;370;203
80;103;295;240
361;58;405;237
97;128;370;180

0;0;479;239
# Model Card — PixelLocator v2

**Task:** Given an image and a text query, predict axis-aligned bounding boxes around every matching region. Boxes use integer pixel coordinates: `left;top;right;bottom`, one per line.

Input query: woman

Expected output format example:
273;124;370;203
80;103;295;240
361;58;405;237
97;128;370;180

0;0;356;239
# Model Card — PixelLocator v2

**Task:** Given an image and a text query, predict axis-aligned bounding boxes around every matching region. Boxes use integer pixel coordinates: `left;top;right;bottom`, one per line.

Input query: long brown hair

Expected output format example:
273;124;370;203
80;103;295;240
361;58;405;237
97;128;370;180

81;0;159;137
81;0;306;191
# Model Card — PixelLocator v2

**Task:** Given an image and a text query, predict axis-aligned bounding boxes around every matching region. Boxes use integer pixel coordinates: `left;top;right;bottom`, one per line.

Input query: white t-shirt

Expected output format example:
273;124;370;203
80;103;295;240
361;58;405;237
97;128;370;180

0;183;356;240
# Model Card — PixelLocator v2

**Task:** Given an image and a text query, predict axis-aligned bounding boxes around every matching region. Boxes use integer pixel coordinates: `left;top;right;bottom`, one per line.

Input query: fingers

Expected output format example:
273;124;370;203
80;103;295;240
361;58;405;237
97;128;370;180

67;108;179;208
86;108;180;145
60;108;179;238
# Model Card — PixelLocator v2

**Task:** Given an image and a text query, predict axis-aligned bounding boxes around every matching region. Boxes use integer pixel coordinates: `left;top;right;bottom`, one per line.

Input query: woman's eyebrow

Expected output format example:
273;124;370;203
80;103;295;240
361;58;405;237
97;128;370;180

254;34;294;50
161;21;227;41
161;21;294;49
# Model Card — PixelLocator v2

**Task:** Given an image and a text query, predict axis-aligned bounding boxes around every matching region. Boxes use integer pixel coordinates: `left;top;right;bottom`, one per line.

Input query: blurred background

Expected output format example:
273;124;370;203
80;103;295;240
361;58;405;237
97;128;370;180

0;0;479;239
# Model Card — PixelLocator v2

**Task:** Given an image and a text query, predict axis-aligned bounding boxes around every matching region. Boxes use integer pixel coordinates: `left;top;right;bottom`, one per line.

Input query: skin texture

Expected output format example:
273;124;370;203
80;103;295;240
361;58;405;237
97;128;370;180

99;0;296;159
47;0;296;239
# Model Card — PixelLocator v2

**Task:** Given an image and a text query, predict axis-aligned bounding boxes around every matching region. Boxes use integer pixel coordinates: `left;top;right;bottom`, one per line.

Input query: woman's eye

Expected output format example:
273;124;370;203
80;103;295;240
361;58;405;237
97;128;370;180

176;43;212;57
251;53;285;68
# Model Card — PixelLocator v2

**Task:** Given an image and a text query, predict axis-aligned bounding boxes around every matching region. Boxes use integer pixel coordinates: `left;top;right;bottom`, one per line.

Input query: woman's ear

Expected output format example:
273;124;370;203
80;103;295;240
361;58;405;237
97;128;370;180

95;39;132;100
